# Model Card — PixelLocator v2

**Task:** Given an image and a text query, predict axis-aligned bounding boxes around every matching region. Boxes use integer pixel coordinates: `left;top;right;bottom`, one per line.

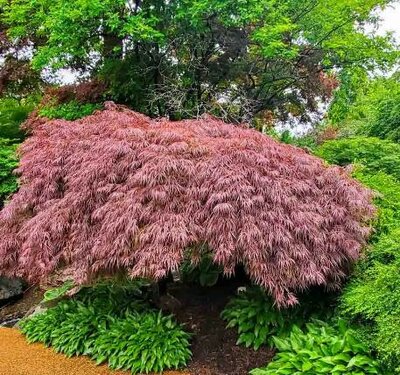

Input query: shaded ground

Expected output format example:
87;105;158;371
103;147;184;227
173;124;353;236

0;286;44;327
170;282;274;375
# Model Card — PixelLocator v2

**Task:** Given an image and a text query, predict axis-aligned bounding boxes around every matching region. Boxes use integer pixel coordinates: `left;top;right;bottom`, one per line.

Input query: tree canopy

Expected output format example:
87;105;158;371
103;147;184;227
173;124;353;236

0;0;398;123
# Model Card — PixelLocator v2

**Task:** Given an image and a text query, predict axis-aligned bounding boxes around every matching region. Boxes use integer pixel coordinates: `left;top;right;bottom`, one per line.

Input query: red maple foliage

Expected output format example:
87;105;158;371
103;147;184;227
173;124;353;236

0;102;375;306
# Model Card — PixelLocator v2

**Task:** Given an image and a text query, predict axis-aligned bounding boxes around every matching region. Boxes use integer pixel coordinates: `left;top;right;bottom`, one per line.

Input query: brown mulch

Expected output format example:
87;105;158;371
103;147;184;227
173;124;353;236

171;283;274;375
0;328;188;375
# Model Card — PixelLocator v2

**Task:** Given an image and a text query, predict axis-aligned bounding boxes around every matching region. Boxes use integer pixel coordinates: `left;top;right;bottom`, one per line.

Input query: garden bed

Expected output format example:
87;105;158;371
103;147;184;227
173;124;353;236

0;282;273;375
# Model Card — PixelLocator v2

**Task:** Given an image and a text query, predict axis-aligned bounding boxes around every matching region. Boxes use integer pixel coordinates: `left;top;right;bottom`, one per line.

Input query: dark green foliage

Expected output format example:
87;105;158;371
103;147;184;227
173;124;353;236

39;100;101;121
250;320;381;375
317;140;400;373
341;228;400;374
316;137;400;181
0;138;18;206
91;311;191;373
20;281;191;374
181;254;222;287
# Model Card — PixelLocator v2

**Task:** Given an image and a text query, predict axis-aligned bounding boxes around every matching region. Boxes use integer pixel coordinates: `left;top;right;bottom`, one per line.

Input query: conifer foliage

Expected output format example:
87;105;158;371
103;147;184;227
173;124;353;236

0;102;375;306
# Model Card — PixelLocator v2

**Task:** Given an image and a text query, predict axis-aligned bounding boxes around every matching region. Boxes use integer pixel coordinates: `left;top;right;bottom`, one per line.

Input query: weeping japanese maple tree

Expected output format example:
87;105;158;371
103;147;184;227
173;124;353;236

0;102;375;306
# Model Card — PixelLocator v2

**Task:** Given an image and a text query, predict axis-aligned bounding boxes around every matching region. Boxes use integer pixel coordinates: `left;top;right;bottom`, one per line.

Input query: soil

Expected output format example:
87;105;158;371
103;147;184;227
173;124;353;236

170;282;274;375
0;286;44;326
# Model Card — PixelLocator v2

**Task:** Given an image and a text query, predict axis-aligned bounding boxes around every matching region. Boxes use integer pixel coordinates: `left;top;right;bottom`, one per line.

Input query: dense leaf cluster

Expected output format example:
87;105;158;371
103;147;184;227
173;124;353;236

0;104;375;307
1;0;397;122
316;137;400;181
250;320;381;375
39;100;101;121
20;283;191;374
317;137;400;373
221;287;297;350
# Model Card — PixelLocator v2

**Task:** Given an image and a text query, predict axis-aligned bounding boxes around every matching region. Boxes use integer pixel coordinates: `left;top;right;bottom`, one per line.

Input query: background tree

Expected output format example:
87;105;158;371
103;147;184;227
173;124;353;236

328;70;400;138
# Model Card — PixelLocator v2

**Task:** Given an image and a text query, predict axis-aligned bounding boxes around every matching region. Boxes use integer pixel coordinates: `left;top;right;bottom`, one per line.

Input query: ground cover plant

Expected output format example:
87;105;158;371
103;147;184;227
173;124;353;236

249;320;381;375
221;286;338;350
20;281;191;374
221;287;299;350
0;103;375;308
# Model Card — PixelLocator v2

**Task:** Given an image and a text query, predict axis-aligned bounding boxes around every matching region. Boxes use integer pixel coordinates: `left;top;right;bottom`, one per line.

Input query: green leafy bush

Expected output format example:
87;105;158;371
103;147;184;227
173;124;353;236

220;287;336;350
317;140;400;374
91;311;191;373
20;282;191;374
0;97;37;140
39;100;101;121
0;138;19;206
368;90;400;142
340;228;400;374
353;170;400;236
250;320;381;375
315;137;400;181
221;287;295;350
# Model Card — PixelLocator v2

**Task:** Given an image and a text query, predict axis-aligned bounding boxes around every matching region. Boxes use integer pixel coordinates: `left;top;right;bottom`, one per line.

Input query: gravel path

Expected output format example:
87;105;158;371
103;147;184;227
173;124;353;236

0;328;188;375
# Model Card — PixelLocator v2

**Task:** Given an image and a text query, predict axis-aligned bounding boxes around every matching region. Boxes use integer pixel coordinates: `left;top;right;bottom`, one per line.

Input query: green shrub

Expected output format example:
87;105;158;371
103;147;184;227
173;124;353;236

221;287;295;350
353;170;400;236
250;320;381;375
367;91;400;142
317;141;400;374
39;100;101;121
91;311;191;373
340;228;400;374
20;282;191;374
221;286;336;351
315;137;400;181
0;138;19;206
0;97;37;140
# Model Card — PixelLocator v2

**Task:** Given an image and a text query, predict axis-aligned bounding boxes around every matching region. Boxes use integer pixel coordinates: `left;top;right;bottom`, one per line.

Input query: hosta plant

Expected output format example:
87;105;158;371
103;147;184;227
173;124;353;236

220;287;297;350
91;311;191;373
250;320;381;375
20;283;191;374
181;250;222;287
